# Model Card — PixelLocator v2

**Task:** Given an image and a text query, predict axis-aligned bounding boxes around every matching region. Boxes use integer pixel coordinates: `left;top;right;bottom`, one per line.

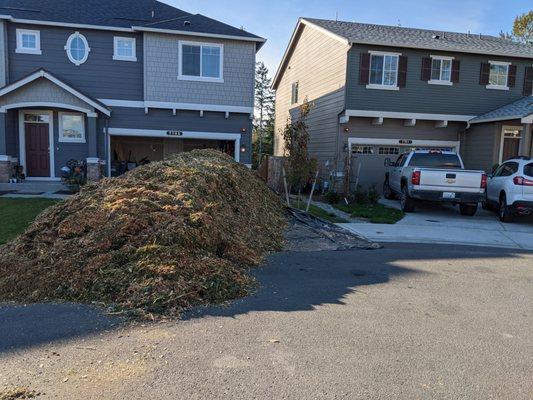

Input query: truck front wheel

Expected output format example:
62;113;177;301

459;203;478;216
400;186;415;212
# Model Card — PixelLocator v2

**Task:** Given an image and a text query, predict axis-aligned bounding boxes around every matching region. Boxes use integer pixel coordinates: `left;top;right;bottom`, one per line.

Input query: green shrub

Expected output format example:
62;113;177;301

324;191;341;204
368;185;380;205
354;185;369;205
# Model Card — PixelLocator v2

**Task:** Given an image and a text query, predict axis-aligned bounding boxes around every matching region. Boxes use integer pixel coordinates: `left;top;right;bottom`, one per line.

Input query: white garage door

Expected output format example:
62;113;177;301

347;139;459;192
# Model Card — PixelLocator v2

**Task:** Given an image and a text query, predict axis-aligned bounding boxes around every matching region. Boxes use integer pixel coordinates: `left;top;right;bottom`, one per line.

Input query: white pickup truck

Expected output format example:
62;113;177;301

383;150;487;216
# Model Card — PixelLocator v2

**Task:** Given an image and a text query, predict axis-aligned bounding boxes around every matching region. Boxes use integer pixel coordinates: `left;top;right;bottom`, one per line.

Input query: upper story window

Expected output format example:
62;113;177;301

16;29;41;55
178;41;224;83
65;32;90;66
58;112;85;143
430;56;453;85
291;82;299;104
368;52;399;90
113;37;137;62
488;61;509;89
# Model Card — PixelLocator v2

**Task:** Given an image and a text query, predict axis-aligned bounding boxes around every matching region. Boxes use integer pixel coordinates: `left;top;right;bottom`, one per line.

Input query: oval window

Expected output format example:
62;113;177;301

65;32;90;65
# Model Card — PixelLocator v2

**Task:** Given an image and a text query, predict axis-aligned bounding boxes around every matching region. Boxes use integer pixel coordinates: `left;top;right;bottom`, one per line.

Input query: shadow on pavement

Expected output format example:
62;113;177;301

182;243;530;320
0;243;529;353
0;303;120;354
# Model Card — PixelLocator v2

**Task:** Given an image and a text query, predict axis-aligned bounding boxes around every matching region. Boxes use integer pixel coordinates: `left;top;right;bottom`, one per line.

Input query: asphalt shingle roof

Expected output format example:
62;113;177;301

469;97;533;124
0;0;263;41
305;18;533;59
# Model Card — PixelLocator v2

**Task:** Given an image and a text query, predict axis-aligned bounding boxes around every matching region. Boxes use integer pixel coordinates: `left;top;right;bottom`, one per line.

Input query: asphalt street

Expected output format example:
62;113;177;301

1;243;532;399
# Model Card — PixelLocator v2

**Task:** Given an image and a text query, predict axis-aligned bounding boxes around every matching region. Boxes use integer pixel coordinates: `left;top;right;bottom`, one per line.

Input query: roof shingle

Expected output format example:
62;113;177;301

304;18;533;59
469;97;533;124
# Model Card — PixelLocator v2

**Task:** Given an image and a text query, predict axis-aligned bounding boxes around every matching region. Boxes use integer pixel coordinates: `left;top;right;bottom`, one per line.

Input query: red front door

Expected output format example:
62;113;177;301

25;123;50;177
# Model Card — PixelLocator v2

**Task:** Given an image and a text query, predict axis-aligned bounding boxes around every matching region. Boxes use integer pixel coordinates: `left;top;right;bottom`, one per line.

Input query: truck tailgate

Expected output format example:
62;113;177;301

418;169;483;192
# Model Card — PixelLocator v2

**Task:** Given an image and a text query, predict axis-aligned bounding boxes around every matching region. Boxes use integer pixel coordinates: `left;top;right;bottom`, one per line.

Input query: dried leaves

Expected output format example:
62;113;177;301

0;150;287;318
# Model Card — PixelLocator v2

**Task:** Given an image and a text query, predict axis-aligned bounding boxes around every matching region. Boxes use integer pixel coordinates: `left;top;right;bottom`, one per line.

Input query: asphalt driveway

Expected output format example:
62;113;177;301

341;199;533;250
1;244;532;399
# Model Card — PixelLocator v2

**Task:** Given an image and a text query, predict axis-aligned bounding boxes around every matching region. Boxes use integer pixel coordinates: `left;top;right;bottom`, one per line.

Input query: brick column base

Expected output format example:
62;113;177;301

0;158;12;183
86;158;103;182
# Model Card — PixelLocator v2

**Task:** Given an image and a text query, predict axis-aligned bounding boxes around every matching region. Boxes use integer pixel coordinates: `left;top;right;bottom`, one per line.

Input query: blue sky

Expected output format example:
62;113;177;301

163;0;531;76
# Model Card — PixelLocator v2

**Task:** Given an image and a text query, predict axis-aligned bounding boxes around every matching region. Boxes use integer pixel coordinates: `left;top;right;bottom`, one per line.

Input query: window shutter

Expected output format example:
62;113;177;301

524;66;533;96
507;65;517;87
359;53;370;85
479;62;490;85
398;56;408;87
451;60;460;83
421;57;432;81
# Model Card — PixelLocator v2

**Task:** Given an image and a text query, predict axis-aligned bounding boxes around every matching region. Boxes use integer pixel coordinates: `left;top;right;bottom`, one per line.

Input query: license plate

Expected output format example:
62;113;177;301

443;192;456;199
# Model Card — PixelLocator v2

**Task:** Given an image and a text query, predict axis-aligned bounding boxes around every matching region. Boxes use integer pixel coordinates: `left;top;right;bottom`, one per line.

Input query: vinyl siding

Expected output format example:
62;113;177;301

461;123;500;172
274;24;350;162
0;21;7;87
144;33;255;107
346;44;532;116
8;23;143;100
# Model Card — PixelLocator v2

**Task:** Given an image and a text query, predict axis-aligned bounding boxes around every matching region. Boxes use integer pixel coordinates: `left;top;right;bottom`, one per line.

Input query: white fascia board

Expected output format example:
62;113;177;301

108;128;241;141
0;69;110;116
132;26;266;44
0;102;96;117
0;15;133;32
343;109;475;122
469;116;522;125
144;101;253;114
272;18;349;89
522;114;533;124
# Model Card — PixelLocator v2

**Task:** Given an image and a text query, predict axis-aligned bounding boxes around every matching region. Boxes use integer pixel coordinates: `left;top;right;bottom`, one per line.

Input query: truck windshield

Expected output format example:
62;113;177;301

408;153;462;169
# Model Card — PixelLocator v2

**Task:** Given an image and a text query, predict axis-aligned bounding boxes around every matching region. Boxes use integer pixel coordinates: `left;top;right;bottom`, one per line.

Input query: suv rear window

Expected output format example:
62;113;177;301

524;163;533;177
408;153;462;169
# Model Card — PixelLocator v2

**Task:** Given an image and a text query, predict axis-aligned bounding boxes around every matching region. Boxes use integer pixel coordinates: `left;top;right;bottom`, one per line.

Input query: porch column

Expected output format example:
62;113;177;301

86;115;102;181
0;112;12;182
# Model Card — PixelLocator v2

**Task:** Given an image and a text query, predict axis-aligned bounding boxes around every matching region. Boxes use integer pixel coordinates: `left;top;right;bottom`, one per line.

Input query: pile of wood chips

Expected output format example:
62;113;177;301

0;150;286;319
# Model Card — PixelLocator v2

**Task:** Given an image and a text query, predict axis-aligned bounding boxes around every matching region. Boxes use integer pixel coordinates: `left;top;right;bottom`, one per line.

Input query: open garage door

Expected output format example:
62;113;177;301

347;138;460;193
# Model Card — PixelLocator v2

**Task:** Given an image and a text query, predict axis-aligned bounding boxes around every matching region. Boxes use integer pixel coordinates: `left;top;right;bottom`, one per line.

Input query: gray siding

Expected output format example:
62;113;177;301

144;33;255;107
5;109;17;157
107;107;252;164
53;112;89;177
461;123;500;172
8;23;143;100
0;21;7;87
346;44;531;116
0;78;95;111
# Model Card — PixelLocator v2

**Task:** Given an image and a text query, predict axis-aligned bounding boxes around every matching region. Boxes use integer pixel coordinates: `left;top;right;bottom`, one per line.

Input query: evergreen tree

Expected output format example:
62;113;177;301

253;62;275;168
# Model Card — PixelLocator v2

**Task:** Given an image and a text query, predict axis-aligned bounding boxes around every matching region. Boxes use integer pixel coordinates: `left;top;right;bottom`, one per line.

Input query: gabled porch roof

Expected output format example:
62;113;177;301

468;96;533;125
0;69;111;116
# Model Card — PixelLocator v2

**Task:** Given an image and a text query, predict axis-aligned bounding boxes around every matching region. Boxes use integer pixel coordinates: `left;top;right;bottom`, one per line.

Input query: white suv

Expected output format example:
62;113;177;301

485;157;533;222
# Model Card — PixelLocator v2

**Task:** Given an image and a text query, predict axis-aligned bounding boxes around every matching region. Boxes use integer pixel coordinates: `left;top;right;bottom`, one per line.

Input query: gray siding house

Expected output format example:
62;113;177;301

0;0;265;182
273;18;533;192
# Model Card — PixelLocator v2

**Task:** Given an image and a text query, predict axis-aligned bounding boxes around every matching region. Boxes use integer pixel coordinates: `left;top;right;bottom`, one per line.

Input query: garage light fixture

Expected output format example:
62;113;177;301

240;146;246;153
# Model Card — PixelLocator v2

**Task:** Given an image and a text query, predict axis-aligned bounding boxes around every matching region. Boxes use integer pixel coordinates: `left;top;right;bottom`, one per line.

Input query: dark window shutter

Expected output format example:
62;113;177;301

479;62;490;85
398;56;408;87
359;53;370;85
421;57;432;81
524;66;533;96
507;65;517;87
451;60;460;83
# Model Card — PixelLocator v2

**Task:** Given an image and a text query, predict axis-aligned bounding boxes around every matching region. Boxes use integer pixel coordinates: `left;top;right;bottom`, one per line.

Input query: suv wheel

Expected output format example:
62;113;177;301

383;180;395;200
400;186;415;212
460;203;478;216
499;194;514;223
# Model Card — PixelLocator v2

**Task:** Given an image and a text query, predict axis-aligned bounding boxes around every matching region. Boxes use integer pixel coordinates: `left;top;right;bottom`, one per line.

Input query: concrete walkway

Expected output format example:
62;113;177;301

340;199;533;250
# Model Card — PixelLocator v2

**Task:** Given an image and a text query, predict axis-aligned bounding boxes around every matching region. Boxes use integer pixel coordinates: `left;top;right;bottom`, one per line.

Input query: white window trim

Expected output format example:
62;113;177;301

16;29;41;55
113;36;137;62
64;32;90;66
178;40;224;83
486;60;510;91
366;51;400;90
58;112;86;143
428;55;454;86
498;125;523;163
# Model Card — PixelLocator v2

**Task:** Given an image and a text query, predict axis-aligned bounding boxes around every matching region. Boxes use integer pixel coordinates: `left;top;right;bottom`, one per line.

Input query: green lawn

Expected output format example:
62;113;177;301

290;200;348;223
0;198;60;245
334;202;404;224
